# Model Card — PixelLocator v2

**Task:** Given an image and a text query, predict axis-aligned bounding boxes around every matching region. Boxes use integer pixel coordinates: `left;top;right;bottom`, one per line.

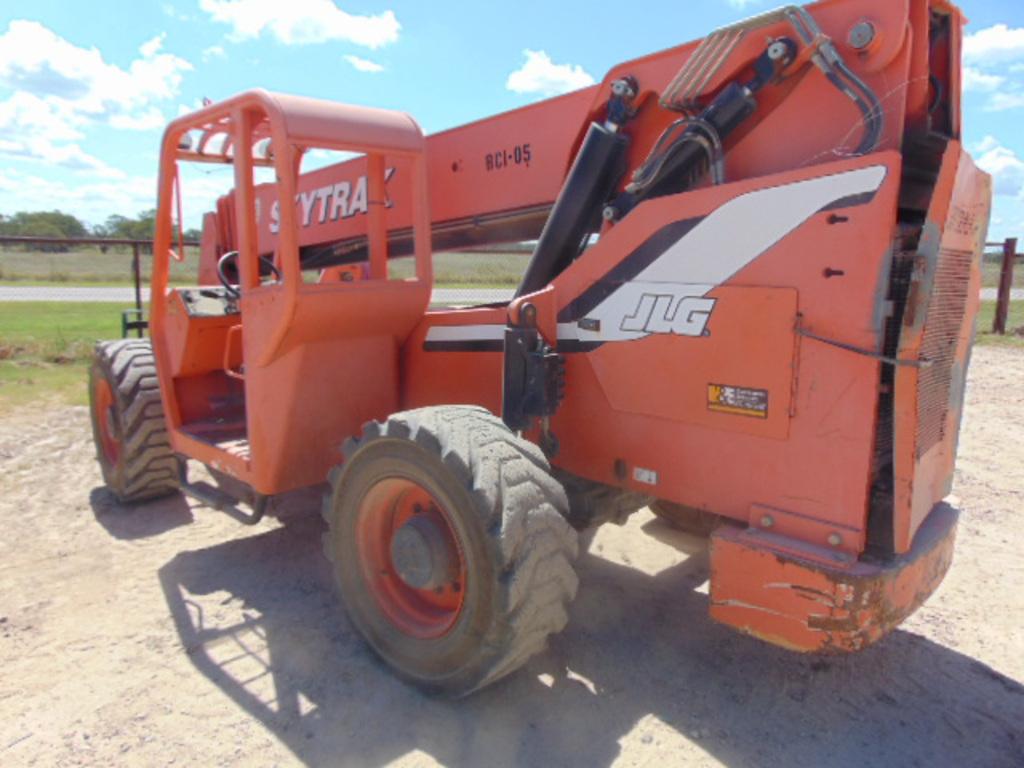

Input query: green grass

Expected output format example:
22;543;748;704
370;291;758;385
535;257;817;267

1;298;1020;414
390;251;527;285
0;302;129;414
2;247;1019;289
0;248;528;287
0;361;89;413
0;246;199;285
0;301;127;361
981;260;1023;289
976;300;1024;348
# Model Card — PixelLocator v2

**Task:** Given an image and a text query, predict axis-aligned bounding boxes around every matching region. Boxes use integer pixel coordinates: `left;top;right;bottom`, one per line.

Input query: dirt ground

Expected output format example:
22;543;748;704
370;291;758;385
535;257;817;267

0;347;1022;768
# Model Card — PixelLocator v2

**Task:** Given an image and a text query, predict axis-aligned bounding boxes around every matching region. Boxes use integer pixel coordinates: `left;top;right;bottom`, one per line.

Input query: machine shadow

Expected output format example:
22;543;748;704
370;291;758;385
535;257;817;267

89;486;194;540
158;510;1024;768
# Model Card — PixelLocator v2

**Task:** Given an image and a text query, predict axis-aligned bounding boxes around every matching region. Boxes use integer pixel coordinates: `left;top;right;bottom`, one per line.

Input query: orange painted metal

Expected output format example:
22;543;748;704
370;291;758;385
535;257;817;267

92;377;119;464
196;87;598;279
152;90;432;494
407;153;905;558
708;503;958;652
891;143;991;553
199;0;918;280
149;0;989;654
356;478;467;639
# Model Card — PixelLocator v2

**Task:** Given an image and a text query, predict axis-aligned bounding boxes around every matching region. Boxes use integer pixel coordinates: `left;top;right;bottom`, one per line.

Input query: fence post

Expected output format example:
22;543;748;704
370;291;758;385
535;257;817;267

993;237;1017;335
132;242;143;339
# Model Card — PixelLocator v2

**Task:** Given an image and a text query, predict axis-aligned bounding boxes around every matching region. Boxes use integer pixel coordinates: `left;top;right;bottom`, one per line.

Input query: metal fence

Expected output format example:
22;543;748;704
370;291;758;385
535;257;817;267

988;238;1020;335
0;234;1019;333
0;235;518;313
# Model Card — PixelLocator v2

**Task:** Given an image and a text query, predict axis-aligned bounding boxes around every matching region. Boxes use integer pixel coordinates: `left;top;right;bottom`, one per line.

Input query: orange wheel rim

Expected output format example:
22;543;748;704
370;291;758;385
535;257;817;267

356;478;467;639
93;378;120;464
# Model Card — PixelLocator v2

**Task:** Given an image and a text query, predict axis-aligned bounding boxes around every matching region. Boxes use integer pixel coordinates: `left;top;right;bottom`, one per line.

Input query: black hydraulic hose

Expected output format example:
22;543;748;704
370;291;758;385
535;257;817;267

824;68;880;156
832;58;884;154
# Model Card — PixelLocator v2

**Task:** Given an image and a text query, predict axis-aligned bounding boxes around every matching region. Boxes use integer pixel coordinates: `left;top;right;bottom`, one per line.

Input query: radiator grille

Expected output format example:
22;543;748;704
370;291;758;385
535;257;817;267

915;248;974;458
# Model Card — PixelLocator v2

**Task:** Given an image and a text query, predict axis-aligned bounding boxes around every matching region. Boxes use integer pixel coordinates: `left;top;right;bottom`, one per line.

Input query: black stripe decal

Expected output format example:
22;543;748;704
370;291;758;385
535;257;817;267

556;216;704;323
557;340;605;354
423;340;504;353
818;189;879;213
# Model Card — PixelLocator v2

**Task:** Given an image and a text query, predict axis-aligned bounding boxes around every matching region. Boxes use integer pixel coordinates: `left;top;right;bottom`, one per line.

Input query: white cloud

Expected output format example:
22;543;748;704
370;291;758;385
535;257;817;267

0;21;191;117
161;4;192;22
177;100;202;117
0;91;81;143
0;138;122;178
343;54;384;73
139;33;166;59
727;0;763;8
986;91;1024;112
0;169;153;225
202;45;226;61
0;93;126;175
506;50;595;97
0;20;191;173
964;24;1024;65
976;138;1024;197
109;107;167;131
960;26;1024;110
974;135;1001;154
0;166;235;229
963;66;1005;92
199;0;400;48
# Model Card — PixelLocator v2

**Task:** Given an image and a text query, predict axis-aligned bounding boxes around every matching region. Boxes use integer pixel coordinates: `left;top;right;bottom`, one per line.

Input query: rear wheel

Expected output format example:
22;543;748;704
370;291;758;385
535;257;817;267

89;339;179;503
324;405;578;696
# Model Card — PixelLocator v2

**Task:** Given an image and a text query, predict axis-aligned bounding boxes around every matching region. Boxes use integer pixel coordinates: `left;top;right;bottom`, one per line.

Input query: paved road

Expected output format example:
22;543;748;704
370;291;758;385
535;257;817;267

0;285;1018;303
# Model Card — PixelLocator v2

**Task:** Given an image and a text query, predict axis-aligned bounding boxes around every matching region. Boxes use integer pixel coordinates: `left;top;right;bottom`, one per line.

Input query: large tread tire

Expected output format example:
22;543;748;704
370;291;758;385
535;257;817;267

323;405;578;696
89;339;179;503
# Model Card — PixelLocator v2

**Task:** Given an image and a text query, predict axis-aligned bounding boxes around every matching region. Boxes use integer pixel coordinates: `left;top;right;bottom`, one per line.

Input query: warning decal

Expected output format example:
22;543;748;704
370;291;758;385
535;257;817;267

707;384;769;419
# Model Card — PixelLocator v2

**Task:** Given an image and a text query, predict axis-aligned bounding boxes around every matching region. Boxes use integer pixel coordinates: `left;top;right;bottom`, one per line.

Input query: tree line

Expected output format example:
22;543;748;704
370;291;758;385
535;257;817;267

0;210;201;242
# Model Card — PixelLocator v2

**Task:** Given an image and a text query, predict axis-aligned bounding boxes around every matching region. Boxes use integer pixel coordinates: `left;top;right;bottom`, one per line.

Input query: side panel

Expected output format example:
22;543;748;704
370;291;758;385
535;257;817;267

402;307;507;417
585;286;798;440
240;280;430;494
403;154;904;554
892;143;992;552
550;154;902;552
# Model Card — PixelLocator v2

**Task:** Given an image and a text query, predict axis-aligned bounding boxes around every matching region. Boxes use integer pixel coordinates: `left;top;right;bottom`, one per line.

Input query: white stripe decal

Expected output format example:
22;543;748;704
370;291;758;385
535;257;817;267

426;166;887;348
425;324;505;343
575;165;887;343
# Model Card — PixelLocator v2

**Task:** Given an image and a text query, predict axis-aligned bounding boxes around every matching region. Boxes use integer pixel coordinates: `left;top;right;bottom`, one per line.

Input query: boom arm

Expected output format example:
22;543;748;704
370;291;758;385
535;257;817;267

196;0;955;285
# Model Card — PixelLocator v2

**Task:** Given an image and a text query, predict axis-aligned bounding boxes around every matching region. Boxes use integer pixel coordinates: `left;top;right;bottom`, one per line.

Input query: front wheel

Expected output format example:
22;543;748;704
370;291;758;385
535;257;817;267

88;339;179;503
323;406;578;696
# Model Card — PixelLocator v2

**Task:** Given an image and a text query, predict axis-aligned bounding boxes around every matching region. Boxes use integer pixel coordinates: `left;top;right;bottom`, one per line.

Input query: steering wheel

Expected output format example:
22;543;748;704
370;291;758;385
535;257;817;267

216;250;282;298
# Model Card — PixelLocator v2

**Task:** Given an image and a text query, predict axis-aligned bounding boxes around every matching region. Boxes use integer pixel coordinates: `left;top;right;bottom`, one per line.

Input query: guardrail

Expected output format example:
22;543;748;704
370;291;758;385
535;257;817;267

0;235;200;337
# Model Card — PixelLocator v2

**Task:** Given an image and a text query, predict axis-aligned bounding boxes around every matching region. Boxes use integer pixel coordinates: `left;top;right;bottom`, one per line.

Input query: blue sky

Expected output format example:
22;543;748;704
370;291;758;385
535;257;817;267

0;0;1023;237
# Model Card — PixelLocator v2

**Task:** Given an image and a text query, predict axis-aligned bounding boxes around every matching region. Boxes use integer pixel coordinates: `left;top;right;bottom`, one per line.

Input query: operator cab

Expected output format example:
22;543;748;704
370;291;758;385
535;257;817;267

150;91;433;496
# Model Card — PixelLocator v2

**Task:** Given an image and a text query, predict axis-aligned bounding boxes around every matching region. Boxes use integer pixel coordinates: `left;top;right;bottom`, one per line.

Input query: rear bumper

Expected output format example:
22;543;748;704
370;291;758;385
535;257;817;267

708;502;958;652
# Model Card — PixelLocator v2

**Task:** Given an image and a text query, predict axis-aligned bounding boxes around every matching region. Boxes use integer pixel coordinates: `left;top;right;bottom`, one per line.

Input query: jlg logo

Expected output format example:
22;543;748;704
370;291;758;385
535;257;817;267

620;293;716;337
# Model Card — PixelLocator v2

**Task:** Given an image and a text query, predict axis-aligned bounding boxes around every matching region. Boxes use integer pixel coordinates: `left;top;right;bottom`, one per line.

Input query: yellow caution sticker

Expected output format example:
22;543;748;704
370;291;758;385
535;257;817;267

708;383;769;419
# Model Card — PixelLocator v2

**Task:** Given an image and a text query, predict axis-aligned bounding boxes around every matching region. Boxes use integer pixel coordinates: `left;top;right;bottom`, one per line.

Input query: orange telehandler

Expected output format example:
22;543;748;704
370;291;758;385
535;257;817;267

89;0;991;694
